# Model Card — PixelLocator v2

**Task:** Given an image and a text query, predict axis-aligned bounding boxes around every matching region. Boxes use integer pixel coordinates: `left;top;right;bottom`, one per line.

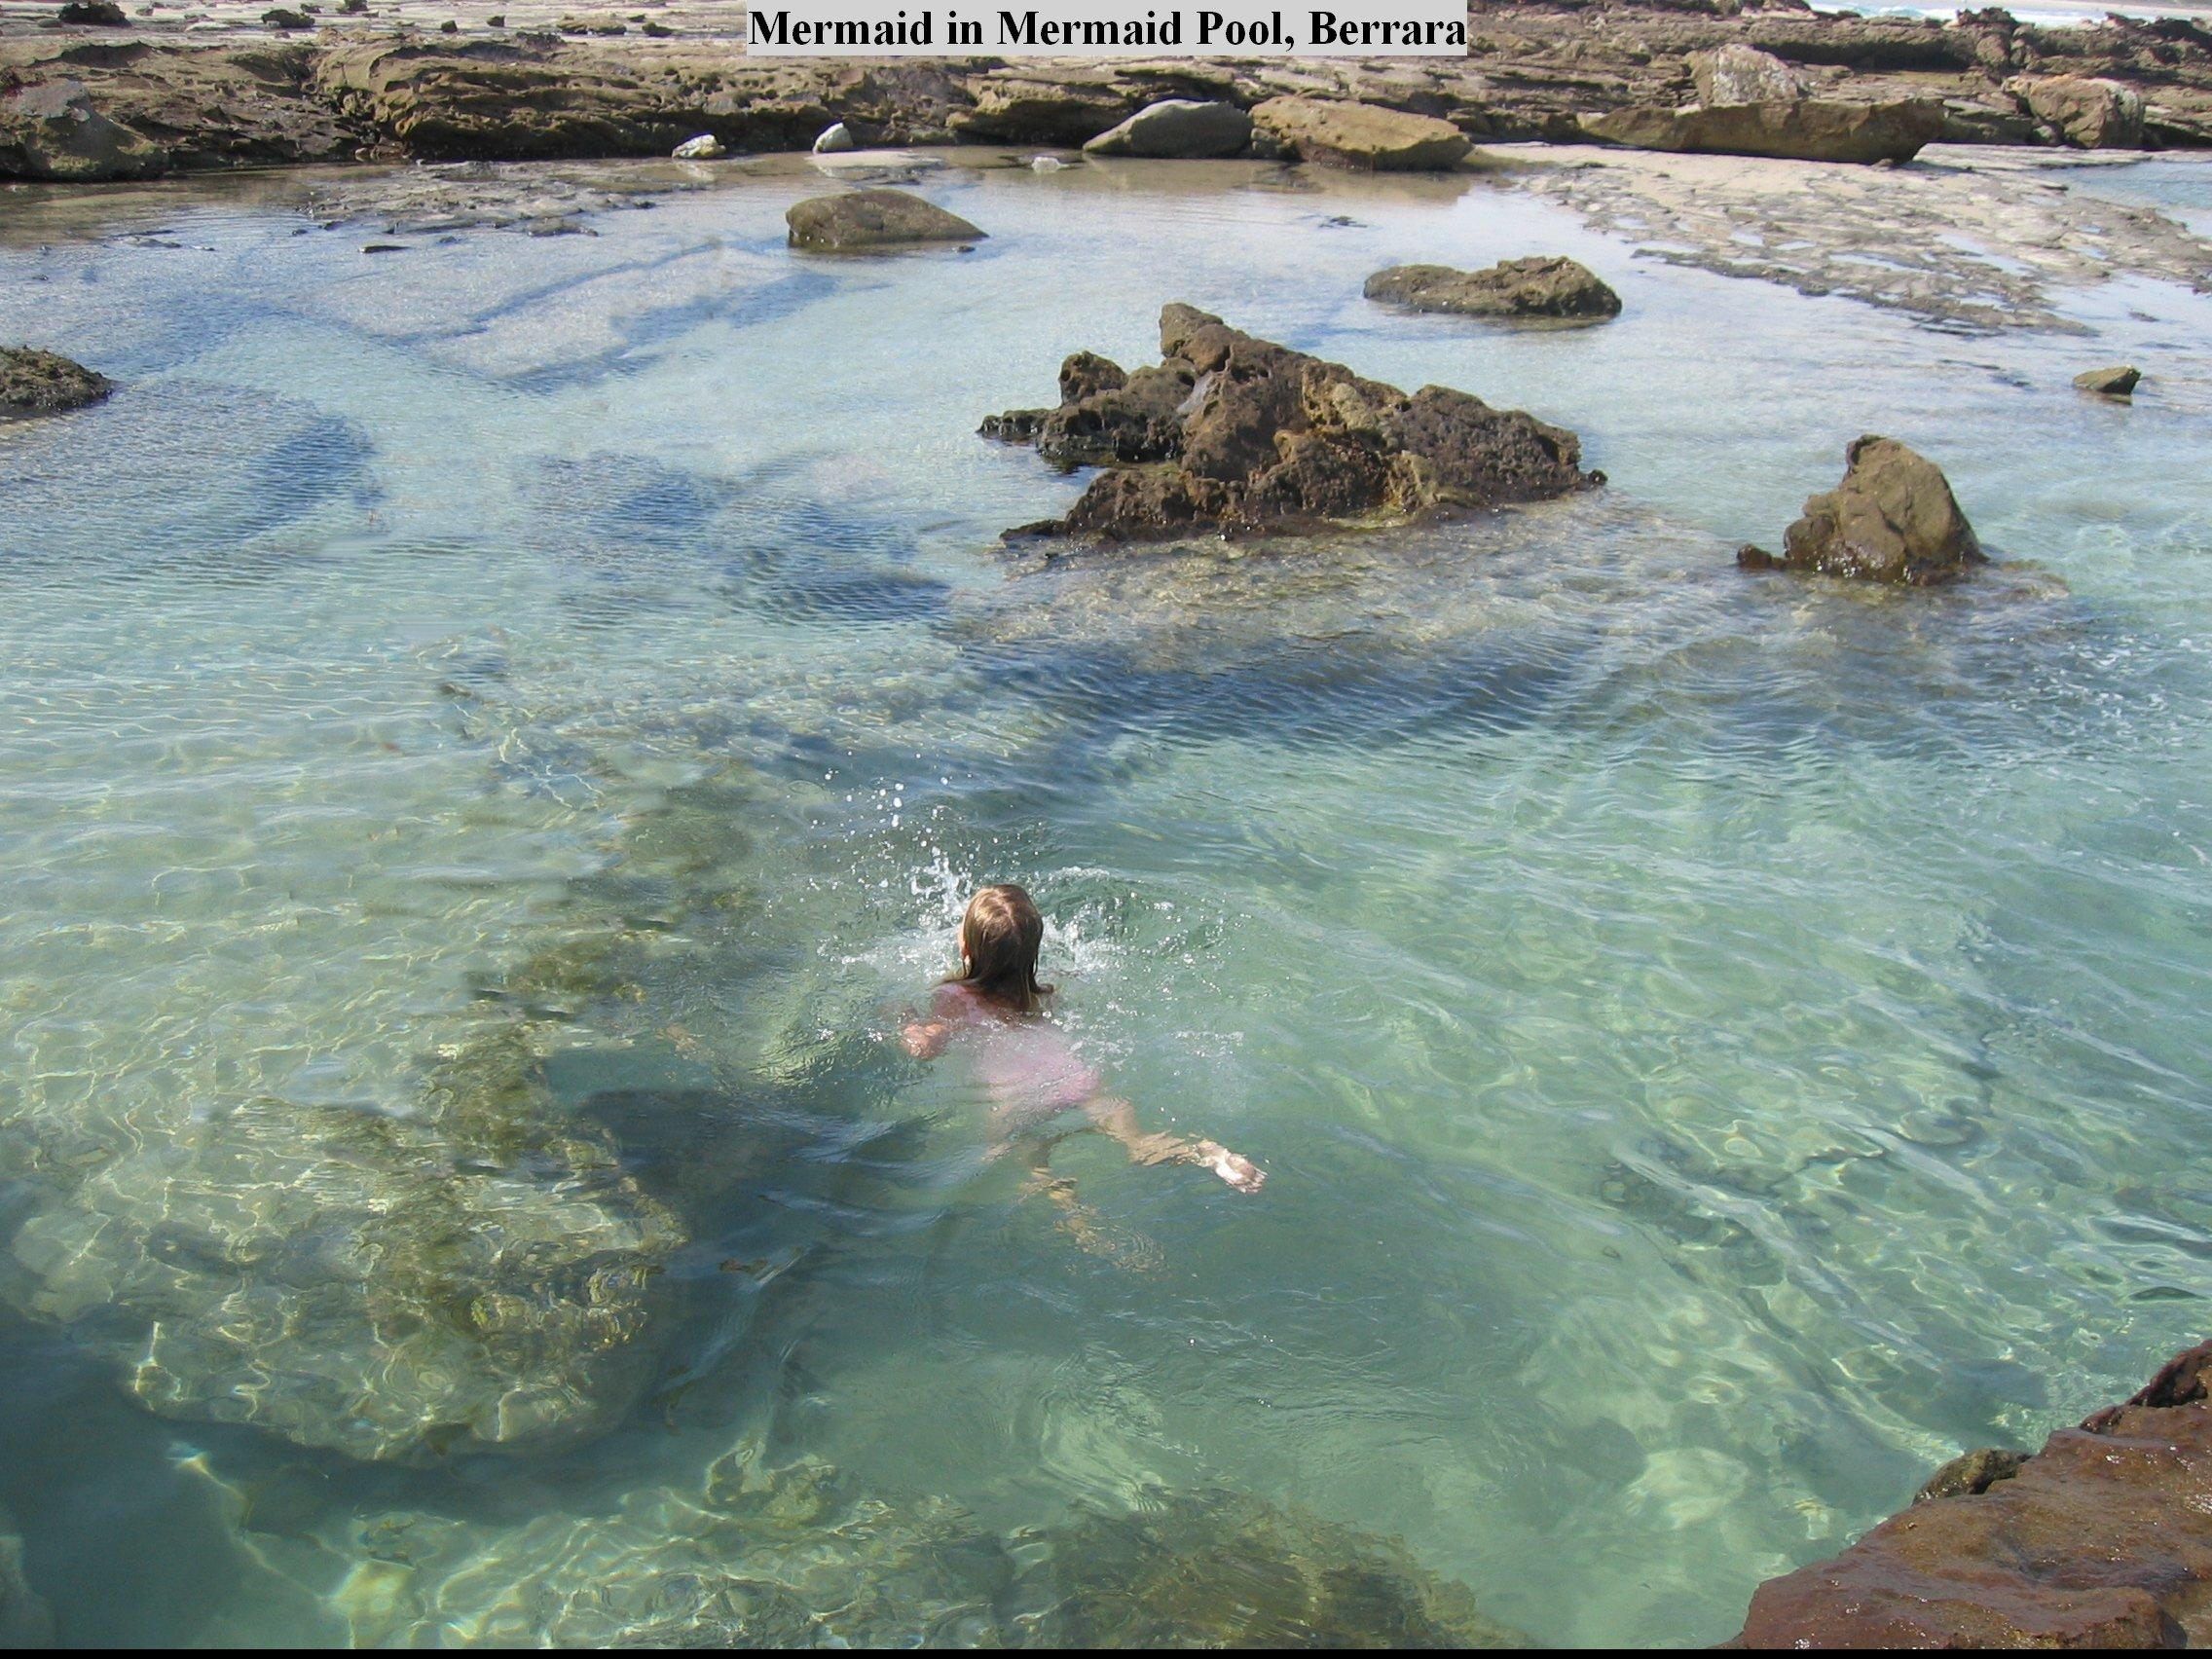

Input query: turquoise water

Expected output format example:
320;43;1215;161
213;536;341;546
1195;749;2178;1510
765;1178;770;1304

2;150;2210;1646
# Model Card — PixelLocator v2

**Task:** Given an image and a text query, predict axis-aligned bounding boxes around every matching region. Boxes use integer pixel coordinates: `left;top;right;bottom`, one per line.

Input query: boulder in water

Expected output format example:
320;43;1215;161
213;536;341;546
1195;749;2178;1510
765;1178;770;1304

1738;435;1984;585
672;132;725;160
0;347;114;417
813;121;855;153
1083;98;1253;159
983;303;1598;541
0;79;167;183
2074;363;2142;397
1364;257;1621;323
786;188;983;251
1248;97;1471;171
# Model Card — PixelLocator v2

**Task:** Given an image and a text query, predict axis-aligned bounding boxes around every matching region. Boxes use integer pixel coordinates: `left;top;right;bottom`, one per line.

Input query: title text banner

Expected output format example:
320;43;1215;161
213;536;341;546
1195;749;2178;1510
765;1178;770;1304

746;3;1469;57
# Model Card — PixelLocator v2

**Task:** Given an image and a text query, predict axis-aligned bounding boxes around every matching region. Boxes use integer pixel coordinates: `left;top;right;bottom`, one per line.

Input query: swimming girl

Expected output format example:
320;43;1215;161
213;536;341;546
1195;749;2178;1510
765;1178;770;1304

902;884;1265;1195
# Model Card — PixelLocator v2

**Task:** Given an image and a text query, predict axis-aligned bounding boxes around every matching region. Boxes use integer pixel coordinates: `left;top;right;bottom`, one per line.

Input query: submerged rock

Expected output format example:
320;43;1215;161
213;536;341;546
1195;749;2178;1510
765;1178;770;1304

2074;363;2142;398
1738;435;1983;585
984;304;1598;541
7;1019;682;1463
1691;44;1811;107
1582;97;1947;165
786;188;983;251
1083;98;1252;159
1735;1340;2212;1646
211;1444;1522;1647
0;1510;54;1649
1364;257;1621;324
0;347;114;417
1249;97;1471;171
0;79;167;183
2008;73;2146;149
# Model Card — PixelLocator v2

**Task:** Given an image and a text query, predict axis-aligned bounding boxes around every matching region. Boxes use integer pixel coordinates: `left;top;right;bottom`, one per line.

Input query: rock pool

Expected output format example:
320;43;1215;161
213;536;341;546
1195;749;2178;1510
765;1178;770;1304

1;148;2209;1645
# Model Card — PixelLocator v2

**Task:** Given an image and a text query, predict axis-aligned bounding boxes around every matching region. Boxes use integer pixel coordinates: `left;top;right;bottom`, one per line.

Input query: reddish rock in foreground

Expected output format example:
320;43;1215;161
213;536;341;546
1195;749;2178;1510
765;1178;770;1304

1732;1339;2212;1648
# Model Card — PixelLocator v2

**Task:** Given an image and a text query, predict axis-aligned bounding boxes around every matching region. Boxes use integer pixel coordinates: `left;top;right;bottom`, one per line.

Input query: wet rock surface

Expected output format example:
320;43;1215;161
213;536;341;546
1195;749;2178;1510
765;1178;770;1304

1364;256;1621;324
1513;143;2212;335
1734;1340;2212;1648
0;345;113;416
785;187;981;251
985;304;1598;543
1740;435;1984;586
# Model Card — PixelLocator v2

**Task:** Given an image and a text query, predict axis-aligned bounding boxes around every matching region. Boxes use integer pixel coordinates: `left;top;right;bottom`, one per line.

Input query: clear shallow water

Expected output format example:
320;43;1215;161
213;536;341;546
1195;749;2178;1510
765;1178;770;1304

2;150;2210;1646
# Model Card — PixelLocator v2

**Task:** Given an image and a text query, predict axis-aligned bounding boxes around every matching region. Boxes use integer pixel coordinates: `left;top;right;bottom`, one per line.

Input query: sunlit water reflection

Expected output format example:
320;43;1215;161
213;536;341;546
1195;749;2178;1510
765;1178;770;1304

2;150;2209;1646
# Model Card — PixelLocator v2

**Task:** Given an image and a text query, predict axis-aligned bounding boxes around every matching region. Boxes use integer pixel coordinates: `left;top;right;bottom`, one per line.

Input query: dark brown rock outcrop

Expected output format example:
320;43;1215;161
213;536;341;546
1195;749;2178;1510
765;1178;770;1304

1739;435;1983;585
983;305;1598;541
1734;1339;2212;1648
0;347;113;417
1365;258;1621;324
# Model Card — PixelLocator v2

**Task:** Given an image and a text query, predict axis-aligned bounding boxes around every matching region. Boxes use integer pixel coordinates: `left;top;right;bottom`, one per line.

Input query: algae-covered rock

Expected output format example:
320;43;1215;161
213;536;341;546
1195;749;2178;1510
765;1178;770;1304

209;1444;1519;1647
786;188;983;252
1739;435;1983;585
1;347;113;418
983;304;1597;541
0;79;167;183
1083;98;1252;159
1248;97;1471;171
1364;257;1621;324
2074;363;2141;398
6;1019;681;1463
2008;73;2145;149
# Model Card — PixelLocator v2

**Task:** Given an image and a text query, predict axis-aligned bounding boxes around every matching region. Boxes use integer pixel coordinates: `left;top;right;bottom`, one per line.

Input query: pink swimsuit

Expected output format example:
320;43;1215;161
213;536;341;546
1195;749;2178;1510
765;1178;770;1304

934;982;1101;1119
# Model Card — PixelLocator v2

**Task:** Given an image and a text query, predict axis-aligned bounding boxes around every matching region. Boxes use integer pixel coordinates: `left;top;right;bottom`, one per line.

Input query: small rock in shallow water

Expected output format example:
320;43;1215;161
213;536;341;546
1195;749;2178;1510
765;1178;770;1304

1365;256;1621;323
786;189;983;252
812;122;855;153
1739;434;1983;585
672;132;726;161
58;0;129;23
2074;363;2141;397
1914;1446;2030;1503
0;346;113;417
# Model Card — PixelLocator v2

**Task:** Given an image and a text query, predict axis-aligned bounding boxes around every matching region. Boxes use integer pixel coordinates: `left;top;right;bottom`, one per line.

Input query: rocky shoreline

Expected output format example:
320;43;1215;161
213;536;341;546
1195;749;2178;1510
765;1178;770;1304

1733;1339;2212;1647
4;1;2212;181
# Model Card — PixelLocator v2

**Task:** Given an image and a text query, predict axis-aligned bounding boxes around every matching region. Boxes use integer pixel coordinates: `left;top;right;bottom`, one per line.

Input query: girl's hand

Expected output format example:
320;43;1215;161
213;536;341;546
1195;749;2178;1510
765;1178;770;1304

903;1019;950;1058
1195;1140;1266;1194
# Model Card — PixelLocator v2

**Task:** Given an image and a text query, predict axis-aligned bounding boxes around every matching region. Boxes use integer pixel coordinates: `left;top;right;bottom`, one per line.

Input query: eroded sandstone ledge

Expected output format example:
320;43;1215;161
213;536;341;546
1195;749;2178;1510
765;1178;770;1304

3;2;2210;180
1732;1339;2212;1648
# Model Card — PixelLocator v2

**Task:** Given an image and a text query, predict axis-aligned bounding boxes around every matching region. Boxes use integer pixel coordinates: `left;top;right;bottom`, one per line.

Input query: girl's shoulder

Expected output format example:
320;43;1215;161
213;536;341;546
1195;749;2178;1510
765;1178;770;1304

932;980;984;1018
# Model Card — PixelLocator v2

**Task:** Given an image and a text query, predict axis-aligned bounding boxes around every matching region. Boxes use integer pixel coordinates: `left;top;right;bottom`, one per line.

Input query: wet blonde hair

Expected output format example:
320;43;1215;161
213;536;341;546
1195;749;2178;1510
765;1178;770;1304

949;884;1052;1014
